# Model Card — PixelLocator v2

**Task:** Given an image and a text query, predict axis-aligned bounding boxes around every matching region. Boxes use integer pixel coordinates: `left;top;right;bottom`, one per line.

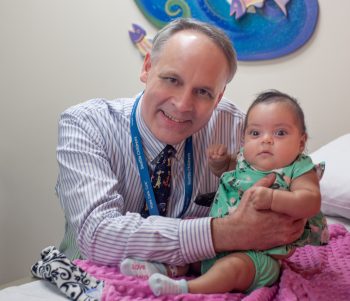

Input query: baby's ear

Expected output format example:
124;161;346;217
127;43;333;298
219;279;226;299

299;133;307;152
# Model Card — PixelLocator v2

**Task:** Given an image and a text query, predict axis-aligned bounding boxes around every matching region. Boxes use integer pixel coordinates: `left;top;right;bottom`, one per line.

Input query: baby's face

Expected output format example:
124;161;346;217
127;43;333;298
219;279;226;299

243;102;306;171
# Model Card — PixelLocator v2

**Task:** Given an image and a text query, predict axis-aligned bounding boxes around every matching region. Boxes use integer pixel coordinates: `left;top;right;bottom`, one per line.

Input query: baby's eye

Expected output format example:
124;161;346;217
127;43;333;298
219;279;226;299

275;129;287;136
249;130;260;136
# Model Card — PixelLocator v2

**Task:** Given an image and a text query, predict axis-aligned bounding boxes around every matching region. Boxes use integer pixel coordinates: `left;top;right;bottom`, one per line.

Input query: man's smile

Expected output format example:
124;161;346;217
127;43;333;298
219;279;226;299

162;110;189;123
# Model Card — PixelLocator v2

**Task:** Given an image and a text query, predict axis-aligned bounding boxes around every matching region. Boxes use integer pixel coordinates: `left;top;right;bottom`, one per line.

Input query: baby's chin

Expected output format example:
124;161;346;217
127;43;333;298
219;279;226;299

252;160;294;172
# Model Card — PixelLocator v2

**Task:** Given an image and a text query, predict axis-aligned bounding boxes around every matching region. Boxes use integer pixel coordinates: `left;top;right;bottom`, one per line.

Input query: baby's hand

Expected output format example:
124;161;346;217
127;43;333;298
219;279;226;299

207;144;231;177
207;144;228;163
249;186;274;210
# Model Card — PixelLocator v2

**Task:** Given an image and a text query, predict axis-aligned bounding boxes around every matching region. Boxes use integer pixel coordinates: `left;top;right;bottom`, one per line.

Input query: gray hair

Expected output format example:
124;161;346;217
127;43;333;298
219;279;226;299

151;18;237;83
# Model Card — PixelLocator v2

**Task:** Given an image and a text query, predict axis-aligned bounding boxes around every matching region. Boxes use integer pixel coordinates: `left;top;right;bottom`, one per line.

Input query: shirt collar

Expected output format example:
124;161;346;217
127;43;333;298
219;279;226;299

136;95;184;164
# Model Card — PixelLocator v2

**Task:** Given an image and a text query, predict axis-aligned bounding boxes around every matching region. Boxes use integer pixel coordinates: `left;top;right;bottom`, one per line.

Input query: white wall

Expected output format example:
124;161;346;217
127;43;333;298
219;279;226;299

0;0;349;285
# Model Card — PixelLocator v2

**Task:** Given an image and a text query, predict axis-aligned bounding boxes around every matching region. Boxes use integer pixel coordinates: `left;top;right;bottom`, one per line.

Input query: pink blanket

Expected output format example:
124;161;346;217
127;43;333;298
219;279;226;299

75;224;350;301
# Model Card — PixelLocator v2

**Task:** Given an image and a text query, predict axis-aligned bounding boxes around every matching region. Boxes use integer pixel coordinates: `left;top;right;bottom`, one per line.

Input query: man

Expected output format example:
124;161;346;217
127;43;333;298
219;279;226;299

56;18;304;266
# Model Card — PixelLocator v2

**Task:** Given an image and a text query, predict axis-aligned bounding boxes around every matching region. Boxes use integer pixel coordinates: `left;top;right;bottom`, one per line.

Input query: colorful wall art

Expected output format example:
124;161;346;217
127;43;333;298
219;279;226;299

132;0;319;61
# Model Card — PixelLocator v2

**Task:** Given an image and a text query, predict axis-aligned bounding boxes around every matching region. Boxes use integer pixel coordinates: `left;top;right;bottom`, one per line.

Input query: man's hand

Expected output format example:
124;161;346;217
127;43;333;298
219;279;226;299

211;173;306;252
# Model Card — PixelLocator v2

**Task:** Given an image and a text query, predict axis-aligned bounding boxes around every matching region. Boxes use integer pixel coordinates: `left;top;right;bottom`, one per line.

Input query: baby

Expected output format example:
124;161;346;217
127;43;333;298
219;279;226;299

121;90;329;295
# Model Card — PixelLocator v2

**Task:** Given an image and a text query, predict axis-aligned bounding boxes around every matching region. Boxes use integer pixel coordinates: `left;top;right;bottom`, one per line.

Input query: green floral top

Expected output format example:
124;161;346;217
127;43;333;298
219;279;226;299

209;149;329;255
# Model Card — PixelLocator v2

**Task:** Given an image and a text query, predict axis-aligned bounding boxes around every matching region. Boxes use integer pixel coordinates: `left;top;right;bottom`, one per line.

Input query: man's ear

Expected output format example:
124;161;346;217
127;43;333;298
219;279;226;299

140;53;151;83
215;86;226;108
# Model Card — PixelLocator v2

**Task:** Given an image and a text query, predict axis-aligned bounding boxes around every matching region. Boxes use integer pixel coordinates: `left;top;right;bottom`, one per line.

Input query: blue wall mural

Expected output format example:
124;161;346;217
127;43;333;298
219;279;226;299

132;0;319;61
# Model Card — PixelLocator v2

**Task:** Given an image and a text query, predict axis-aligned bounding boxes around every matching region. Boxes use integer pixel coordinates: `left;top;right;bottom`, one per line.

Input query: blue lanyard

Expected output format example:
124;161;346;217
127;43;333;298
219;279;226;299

130;93;193;217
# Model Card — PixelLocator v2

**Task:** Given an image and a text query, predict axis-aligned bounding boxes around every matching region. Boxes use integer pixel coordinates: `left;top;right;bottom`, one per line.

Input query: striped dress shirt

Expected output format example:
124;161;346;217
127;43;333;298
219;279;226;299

56;94;245;266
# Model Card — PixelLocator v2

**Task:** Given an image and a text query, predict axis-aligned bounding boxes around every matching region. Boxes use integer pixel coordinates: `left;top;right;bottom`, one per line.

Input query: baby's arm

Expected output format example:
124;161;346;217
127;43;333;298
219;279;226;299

207;144;237;177
251;170;321;218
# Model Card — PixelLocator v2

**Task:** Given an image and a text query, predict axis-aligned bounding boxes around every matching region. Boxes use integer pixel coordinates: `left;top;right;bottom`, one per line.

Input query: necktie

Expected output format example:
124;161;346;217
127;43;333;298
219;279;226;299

141;145;175;217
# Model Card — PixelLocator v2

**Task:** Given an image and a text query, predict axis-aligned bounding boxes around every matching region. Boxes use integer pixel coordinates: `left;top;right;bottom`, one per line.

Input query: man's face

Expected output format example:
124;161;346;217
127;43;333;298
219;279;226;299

139;30;230;145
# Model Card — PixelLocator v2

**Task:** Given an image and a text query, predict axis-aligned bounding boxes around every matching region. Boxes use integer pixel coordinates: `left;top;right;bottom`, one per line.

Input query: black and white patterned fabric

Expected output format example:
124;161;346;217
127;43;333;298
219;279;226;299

31;246;103;301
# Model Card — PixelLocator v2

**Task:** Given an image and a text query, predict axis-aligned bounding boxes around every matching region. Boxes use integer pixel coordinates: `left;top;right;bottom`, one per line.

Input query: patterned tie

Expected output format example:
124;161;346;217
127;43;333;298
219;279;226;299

141;145;175;217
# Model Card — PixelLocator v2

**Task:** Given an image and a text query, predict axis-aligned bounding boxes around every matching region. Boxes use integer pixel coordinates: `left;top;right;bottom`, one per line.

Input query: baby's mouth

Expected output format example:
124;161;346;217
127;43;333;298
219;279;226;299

259;150;273;155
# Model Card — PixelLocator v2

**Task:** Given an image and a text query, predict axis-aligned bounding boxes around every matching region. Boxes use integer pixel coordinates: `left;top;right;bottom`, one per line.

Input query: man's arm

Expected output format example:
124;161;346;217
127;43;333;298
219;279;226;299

211;174;306;252
56;103;213;266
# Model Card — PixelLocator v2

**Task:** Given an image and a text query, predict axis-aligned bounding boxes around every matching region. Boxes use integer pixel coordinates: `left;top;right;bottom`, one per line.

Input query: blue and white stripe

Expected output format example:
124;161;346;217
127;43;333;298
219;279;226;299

56;95;245;266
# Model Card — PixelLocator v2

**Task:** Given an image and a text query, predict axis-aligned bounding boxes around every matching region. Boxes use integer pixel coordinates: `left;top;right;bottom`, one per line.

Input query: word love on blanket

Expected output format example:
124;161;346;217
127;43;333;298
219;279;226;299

73;224;350;301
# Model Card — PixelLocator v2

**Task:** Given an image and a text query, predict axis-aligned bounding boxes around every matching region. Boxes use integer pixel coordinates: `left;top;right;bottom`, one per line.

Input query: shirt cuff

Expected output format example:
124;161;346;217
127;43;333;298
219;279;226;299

179;217;216;263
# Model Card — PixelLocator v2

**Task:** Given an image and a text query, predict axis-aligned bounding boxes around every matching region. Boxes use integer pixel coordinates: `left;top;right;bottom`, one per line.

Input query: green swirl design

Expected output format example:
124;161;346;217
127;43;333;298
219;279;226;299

165;0;191;18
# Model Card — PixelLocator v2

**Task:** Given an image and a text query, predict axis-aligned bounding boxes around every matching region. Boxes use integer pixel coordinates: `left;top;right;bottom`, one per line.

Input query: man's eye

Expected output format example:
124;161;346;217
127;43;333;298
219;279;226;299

196;88;212;99
163;77;178;85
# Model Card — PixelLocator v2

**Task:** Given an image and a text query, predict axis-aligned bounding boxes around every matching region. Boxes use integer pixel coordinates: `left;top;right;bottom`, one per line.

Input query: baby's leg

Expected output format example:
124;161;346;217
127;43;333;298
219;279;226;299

120;258;188;279
149;253;255;296
188;252;255;293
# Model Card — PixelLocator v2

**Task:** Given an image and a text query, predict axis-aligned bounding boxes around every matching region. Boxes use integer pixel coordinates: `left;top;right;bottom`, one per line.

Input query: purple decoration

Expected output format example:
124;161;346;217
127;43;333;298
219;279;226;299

230;0;246;19
128;23;146;43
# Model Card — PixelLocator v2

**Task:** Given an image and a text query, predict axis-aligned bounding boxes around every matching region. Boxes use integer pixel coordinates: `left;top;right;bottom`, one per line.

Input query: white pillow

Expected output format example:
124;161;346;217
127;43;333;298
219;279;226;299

310;134;350;219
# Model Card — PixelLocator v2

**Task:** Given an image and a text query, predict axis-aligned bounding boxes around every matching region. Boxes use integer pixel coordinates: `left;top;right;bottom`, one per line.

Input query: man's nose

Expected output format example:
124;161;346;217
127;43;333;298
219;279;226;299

175;89;194;112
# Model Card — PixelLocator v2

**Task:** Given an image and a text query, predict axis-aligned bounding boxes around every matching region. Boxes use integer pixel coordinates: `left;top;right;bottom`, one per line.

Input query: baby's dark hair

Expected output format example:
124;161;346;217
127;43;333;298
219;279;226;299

244;89;307;134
